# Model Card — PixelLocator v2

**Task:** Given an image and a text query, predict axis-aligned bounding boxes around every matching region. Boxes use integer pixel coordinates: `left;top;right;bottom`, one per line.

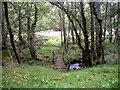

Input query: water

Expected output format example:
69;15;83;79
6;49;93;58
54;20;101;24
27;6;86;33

69;63;81;70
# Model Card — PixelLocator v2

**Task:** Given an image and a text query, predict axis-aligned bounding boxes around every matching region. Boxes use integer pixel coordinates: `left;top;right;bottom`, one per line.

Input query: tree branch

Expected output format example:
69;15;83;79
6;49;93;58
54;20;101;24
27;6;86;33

50;2;84;50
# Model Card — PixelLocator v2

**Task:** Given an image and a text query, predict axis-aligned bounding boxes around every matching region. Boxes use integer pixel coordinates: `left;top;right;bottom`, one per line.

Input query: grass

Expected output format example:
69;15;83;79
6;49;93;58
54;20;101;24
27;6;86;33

37;46;62;57
2;36;119;88
2;64;118;88
0;68;2;88
36;38;62;57
44;38;61;46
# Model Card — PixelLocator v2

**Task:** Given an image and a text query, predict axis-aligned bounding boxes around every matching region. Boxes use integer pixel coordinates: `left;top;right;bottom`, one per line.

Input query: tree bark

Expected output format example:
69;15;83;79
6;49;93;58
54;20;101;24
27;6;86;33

71;2;75;45
90;2;95;64
66;2;70;48
18;5;25;46
2;3;7;51
4;2;21;64
92;2;104;63
58;9;63;46
94;2;100;60
80;2;92;67
59;8;67;53
27;3;38;60
62;10;67;53
103;2;108;41
116;2;120;42
109;7;113;43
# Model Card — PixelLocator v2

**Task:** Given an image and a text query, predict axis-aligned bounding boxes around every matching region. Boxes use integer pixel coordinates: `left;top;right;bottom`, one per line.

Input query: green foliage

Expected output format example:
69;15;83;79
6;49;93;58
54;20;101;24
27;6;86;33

64;47;82;63
104;42;118;65
105;55;118;65
27;60;37;65
36;2;59;31
40;46;52;56
21;48;31;58
69;48;82;60
104;42;118;54
2;65;118;88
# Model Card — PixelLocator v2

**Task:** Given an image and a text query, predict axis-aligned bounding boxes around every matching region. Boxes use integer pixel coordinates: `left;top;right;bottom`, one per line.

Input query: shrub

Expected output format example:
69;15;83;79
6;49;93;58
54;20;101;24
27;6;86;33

27;60;37;65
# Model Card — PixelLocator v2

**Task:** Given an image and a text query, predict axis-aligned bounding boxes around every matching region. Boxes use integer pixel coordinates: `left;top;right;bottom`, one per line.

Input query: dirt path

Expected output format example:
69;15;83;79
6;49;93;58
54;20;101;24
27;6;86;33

54;55;66;69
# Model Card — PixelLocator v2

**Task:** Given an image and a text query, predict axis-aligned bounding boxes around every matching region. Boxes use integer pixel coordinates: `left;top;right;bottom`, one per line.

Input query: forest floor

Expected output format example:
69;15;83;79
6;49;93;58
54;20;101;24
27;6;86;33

2;30;119;88
2;64;118;88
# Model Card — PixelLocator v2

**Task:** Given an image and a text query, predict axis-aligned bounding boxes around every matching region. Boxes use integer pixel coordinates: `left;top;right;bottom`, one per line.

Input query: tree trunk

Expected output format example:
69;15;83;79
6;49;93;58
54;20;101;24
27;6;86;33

58;9;63;46
112;16;116;44
2;3;7;51
94;2;100;60
92;2;104;64
66;12;83;51
116;2;120;42
4;2;21;64
74;2;78;44
90;2;95;64
71;28;75;45
109;13;113;43
71;2;75;45
62;11;67;53
18;5;25;46
67;2;70;48
80;2;92;67
117;2;120;43
27;3;31;52
58;6;67;65
67;19;70;48
59;7;67;53
27;3;38;60
103;2;108;41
